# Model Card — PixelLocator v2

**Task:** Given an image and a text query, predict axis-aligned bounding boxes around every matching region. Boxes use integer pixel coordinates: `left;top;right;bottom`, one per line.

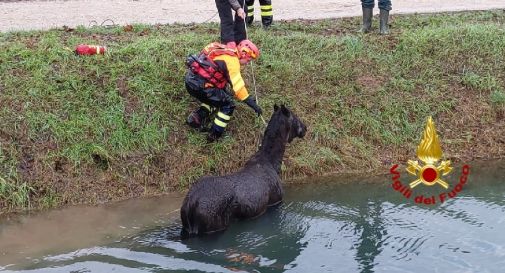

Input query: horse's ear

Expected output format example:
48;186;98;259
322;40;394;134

281;105;291;117
274;104;279;112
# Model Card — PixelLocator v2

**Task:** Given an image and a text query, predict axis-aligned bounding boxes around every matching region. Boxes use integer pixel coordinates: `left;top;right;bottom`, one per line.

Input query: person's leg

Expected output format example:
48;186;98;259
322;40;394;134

234;0;247;44
245;0;255;26
378;0;391;11
185;71;214;130
206;89;235;142
361;0;375;9
361;0;374;33
185;79;208;130
259;0;273;28
208;103;235;142
378;0;392;34
215;0;235;44
187;103;213;130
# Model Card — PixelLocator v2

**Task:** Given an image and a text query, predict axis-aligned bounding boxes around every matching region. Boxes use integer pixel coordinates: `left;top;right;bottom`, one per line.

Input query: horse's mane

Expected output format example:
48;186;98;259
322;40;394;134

261;108;286;147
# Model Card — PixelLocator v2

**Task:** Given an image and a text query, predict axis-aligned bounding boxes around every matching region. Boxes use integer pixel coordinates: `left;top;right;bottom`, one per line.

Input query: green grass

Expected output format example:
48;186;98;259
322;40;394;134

490;90;505;105
1;10;504;213
0;146;34;209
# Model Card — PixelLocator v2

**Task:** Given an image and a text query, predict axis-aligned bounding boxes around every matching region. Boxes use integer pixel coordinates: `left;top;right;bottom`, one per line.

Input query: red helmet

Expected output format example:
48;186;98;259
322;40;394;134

237;40;260;61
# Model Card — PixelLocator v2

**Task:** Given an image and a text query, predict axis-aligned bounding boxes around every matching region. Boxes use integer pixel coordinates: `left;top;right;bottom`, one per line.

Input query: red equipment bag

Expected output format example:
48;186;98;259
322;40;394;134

185;43;236;89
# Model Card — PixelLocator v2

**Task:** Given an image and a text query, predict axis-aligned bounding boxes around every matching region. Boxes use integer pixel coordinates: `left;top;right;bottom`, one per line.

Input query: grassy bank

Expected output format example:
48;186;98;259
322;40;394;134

1;10;504;213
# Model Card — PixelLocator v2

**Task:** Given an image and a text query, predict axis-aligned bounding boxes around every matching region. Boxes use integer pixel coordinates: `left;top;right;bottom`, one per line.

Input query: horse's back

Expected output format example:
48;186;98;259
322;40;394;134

231;164;282;218
181;162;284;235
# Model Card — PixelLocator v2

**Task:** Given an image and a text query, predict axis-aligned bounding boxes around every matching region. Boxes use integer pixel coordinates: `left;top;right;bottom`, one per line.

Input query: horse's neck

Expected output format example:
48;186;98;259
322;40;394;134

254;126;288;174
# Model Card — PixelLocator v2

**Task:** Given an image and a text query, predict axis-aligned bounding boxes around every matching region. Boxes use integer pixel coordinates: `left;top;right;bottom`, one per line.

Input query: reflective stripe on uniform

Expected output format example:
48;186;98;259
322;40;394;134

260;5;273;16
247;5;254;16
235;87;249;101
217;112;231;121
201;103;211;112
214;118;228;128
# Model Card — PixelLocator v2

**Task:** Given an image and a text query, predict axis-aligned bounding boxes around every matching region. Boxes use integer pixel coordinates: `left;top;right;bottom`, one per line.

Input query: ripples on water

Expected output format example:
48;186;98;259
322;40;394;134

1;162;504;273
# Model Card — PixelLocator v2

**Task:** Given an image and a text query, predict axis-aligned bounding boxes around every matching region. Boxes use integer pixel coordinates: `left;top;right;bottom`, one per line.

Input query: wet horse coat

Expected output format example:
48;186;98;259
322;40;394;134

180;105;306;237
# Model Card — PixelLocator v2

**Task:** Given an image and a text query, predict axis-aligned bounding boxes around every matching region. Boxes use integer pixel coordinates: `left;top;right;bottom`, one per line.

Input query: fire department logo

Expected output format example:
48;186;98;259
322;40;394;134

406;117;453;189
390;116;470;205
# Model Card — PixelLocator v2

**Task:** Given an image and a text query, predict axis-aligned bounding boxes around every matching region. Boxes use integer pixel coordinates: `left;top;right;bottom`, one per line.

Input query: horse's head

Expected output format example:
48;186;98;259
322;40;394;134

273;104;307;143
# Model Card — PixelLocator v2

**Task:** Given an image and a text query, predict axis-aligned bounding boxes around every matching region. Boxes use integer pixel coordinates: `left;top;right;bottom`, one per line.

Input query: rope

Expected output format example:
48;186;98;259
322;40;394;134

249;58;266;125
86;12;219;31
242;0;267;126
88;19;117;28
153;12;219;30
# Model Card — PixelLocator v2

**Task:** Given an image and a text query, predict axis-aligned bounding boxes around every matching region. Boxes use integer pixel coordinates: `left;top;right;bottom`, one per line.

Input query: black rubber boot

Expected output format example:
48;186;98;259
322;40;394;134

246;15;254;26
361;7;373;33
186;107;210;131
186;111;201;129
262;16;272;29
379;9;390;35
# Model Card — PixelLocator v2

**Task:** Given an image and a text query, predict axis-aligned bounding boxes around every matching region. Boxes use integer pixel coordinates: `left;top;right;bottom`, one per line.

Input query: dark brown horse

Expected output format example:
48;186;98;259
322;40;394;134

180;104;307;237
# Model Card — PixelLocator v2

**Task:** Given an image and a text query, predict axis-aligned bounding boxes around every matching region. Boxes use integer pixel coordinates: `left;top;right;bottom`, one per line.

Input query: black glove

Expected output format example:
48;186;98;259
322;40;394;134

244;96;263;117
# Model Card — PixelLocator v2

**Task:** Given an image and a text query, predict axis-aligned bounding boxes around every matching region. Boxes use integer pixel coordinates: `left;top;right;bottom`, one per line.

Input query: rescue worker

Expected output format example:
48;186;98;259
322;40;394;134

185;40;263;142
216;0;247;47
361;0;391;34
245;0;273;28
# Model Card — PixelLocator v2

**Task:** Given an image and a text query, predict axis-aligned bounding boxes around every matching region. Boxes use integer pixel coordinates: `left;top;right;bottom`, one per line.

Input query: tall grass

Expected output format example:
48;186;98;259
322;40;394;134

0;10;504;212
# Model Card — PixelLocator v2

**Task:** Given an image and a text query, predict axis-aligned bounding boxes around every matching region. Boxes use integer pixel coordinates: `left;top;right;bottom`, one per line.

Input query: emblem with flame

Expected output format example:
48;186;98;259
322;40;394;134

407;117;453;189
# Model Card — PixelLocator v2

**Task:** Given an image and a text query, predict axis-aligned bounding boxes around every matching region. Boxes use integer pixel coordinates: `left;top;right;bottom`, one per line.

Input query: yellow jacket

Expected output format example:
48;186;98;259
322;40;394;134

213;55;250;101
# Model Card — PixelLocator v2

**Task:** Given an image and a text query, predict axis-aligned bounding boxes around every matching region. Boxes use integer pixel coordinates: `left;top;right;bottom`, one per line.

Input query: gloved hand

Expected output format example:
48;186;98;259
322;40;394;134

244;96;263;117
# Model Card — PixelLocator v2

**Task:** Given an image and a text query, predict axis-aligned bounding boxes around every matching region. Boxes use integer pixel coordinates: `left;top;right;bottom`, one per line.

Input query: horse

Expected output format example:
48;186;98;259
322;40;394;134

180;104;307;237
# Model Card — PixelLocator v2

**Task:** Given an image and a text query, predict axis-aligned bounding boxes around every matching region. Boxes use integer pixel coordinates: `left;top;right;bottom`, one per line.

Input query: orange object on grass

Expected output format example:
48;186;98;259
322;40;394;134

75;44;106;55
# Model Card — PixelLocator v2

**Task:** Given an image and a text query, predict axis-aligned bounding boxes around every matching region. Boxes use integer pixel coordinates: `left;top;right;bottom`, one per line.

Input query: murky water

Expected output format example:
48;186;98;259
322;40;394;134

0;161;504;273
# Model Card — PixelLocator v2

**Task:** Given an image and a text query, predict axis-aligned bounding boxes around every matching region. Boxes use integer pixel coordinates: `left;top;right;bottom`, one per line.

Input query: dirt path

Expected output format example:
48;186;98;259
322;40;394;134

1;0;504;32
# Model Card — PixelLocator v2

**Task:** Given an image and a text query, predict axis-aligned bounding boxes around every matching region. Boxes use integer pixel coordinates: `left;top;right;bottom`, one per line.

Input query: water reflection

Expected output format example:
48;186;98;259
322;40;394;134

0;193;183;267
354;201;385;273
